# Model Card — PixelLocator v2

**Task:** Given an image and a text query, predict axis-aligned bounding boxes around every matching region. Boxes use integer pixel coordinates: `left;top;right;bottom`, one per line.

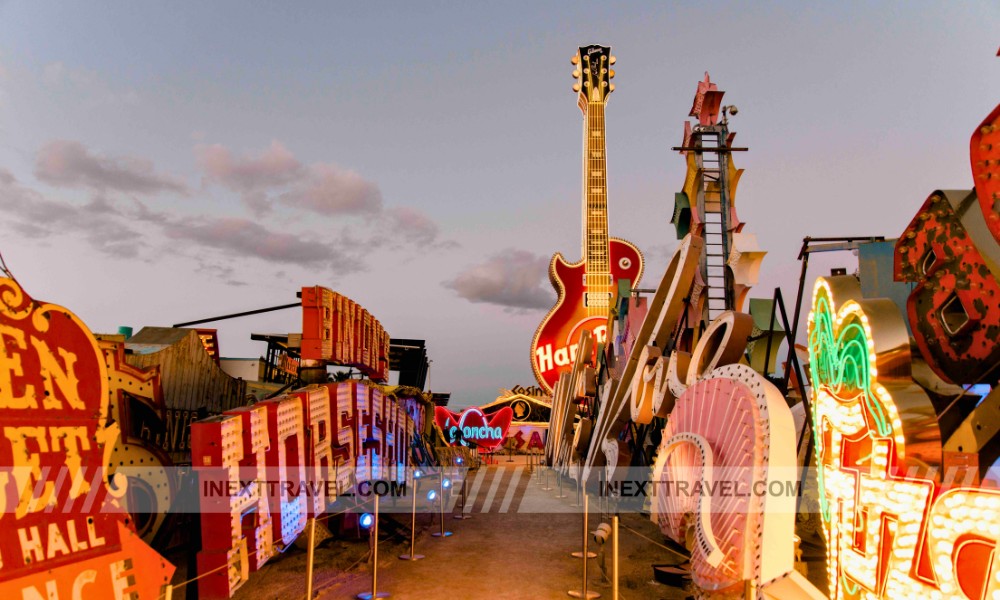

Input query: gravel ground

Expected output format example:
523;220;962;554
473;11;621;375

166;457;826;599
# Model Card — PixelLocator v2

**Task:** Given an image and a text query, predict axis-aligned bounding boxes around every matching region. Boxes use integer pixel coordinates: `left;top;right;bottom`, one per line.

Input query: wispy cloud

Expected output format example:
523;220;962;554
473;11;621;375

1;166;363;276
443;249;554;313
194;140;450;247
35;140;188;195
384;206;458;250
0;169;146;257
133;202;364;274
278;163;382;216
196;140;381;216
196;140;303;193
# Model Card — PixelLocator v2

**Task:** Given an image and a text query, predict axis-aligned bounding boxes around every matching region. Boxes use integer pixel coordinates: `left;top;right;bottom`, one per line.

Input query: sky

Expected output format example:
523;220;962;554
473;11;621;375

0;2;997;409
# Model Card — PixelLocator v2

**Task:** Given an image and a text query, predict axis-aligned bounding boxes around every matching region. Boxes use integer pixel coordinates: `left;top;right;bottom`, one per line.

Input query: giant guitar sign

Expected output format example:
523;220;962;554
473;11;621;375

531;44;643;394
0;275;174;599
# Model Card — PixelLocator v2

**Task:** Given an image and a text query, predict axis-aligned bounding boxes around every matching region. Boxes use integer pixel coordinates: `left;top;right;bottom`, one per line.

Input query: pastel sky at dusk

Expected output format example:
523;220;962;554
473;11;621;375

0;2;997;408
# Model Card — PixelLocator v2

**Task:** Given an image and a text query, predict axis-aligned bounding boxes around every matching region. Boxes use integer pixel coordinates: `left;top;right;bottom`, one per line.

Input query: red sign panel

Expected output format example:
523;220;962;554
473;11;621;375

0;276;174;598
434;407;513;450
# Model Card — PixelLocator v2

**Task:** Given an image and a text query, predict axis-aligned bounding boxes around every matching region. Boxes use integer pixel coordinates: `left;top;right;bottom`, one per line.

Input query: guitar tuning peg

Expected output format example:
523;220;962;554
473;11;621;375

609;83;615;92
571;55;580;65
572;83;581;92
572;69;581;79
609;69;615;79
609;55;616;65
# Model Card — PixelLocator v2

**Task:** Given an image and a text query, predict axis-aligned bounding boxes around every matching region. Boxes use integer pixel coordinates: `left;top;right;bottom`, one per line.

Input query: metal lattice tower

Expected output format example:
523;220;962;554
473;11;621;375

692;124;735;323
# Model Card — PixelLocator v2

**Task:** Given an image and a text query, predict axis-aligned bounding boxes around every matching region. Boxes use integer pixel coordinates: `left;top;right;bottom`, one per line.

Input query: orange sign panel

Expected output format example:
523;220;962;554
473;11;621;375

301;286;390;381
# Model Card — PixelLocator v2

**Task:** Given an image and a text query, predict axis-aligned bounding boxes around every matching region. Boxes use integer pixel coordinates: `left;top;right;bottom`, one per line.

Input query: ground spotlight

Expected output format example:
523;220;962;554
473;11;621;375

426;489;437;502
592;523;611;545
359;513;375;529
414;469;423;479
456;457;464;465
442;478;452;490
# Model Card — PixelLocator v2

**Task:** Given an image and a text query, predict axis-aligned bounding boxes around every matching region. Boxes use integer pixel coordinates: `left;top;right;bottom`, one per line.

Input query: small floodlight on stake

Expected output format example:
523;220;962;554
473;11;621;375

399;469;424;561
356;495;389;599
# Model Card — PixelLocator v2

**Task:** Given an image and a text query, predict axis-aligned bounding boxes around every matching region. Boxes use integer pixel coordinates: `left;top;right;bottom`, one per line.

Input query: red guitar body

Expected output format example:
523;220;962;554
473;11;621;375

531;238;643;393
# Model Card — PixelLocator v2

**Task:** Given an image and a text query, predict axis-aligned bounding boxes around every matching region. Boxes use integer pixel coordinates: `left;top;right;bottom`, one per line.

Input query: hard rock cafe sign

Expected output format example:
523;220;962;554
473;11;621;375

0;275;174;598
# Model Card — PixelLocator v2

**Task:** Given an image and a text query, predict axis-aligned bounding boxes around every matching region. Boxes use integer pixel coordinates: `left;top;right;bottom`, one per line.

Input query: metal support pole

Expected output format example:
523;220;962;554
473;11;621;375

571;475;596;559
568;494;600;598
357;495;389;599
305;518;316;599
431;472;452;538
556;471;567;498
570;476;584;509
541;464;553;491
399;473;424;560
612;516;619;600
454;472;471;520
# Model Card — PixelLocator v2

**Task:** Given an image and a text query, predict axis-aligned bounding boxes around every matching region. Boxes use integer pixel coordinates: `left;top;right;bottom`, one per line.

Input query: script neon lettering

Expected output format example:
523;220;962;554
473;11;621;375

461;425;502;440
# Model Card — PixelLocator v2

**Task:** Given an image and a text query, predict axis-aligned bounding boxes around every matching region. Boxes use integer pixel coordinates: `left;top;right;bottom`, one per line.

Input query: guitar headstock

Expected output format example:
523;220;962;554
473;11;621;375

572;45;615;107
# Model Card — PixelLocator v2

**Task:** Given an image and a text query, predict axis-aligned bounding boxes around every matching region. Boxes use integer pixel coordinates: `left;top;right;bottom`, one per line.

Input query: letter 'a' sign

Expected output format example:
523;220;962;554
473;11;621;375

434;407;513;450
0;276;174;598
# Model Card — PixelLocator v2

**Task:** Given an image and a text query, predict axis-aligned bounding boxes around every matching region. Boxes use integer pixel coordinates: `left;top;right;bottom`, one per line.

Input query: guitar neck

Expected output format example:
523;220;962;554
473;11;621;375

582;100;611;295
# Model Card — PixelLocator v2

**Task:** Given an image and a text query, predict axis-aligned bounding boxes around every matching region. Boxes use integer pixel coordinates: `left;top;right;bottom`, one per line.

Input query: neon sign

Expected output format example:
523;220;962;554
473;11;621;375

191;380;418;597
434;407;513;450
808;275;1000;599
0;275;174;599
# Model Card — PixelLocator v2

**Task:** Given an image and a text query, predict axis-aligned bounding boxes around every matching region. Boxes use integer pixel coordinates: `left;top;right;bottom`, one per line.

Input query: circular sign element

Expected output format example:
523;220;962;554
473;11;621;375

511;399;531;421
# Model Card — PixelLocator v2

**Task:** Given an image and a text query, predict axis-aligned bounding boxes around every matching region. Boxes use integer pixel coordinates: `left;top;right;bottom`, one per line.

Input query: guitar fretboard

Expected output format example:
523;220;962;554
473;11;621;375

582;95;611;312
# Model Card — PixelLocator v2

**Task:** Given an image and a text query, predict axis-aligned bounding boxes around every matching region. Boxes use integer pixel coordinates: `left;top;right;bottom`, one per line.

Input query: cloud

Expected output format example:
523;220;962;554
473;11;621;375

0;167;362;275
196;141;381;217
384;206;456;248
443;249;554;312
193;260;248;288
196;140;302;192
193;141;448;247
278;163;382;216
133;204;364;274
0;169;146;257
35;140;188;195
